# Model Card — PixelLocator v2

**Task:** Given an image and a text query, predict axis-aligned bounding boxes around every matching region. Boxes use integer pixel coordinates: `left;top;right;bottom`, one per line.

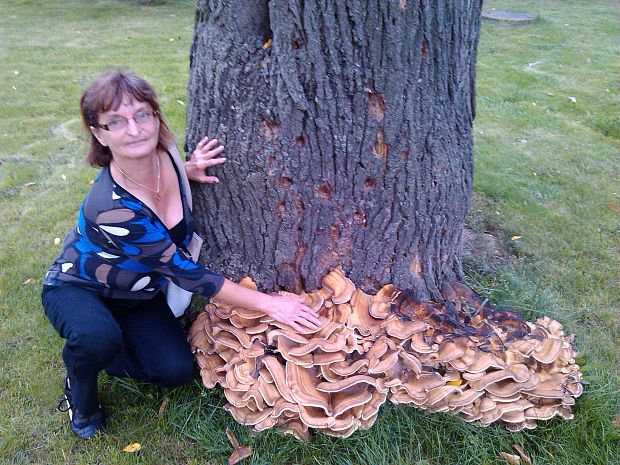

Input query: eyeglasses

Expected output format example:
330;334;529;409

97;109;157;132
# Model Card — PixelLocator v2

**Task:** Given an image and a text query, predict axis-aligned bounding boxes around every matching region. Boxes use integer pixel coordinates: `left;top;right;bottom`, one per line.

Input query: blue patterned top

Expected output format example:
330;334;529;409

43;149;224;299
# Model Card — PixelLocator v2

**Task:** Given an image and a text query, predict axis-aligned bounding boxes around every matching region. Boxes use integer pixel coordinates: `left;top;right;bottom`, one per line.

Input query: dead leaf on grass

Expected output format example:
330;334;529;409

158;396;170;417
123;442;141;453
22;278;36;285
226;428;252;465
54;237;61;245
607;201;620;213
513;444;532;464
499;452;521;464
612;413;620;427
23;182;36;187
568;96;577;103
511;235;522;241
262;38;272;49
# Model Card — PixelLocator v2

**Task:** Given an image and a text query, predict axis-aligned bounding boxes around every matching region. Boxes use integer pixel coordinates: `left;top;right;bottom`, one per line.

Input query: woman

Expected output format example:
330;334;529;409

42;70;320;439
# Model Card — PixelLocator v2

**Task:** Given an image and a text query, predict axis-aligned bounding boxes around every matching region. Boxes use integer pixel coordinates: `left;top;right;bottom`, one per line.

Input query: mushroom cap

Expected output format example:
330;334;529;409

277;337;314;366
446;388;485;408
330;358;370;376
213;322;253;349
369;301;391;319
286;363;332;415
331;386;374;417
224;403;272;426
347;300;383;337
485;374;540;397
279;419;310;441
532;338;564;364
398;349;423;374
322;268;355;304
262;356;296;403
385;318;427;340
298;405;335;428
466;352;495;373
313;350;348;365
316;374;378;393
434;341;466;363
479;397;497;412
427;385;463;406
410;333;435;354
288;331;351;356
373;284;398;302
368;350;400;374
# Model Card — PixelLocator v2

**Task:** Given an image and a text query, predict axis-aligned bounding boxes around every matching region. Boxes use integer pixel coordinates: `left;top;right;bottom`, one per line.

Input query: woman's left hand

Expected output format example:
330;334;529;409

185;136;226;183
264;294;322;333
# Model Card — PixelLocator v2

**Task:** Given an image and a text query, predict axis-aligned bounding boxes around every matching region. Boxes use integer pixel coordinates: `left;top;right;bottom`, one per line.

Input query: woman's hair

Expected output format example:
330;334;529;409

80;70;175;167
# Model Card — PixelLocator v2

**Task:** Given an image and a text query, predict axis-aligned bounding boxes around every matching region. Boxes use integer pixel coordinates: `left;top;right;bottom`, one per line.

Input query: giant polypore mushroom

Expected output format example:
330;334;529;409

189;268;583;438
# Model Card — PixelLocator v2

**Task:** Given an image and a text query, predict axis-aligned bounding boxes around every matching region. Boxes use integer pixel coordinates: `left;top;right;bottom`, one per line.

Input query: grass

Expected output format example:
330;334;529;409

0;0;618;464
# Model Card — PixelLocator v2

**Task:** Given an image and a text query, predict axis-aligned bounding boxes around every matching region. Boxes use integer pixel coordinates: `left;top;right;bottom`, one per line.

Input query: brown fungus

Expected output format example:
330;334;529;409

189;272;583;438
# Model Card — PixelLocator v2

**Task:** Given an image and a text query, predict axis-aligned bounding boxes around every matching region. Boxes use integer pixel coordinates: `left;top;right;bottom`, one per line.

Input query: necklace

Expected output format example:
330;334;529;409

112;154;161;202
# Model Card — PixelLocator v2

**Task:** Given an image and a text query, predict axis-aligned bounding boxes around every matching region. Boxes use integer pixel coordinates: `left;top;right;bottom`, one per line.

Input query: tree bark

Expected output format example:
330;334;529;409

186;0;481;300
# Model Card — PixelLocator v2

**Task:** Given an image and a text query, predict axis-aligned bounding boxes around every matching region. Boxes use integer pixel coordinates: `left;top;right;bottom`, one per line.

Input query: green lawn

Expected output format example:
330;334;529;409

0;1;618;464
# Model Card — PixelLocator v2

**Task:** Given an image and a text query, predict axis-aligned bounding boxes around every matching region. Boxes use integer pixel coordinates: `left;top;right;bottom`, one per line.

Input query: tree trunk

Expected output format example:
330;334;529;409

185;0;481;300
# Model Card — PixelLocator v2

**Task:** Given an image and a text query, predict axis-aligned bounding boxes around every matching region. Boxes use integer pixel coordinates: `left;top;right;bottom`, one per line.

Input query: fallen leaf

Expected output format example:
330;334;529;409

612;413;620;427
54;237;61;245
23;182;37;187
177;99;186;106
13;70;19;75
61;174;67;180
568;96;577;103
226;428;252;465
547;92;555;96
511;236;522;241
513;444;532;464
532;102;536;106
22;278;36;285
226;428;240;448
447;379;463;386
89;179;94;185
607;201;620;213
262;38;272;49
158;396;170;417
499;452;521;464
123;442;141;453
169;38;175;42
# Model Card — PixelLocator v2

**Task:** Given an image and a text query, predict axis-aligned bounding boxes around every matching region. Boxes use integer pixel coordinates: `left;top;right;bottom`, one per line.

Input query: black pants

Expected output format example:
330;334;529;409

41;285;193;416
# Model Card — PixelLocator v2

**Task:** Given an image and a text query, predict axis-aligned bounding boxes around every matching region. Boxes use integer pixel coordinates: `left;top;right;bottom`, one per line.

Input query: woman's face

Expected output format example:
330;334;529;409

90;95;160;163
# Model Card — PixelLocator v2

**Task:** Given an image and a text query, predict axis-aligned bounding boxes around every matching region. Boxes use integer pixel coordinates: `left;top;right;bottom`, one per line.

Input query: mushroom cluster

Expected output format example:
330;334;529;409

189;269;583;439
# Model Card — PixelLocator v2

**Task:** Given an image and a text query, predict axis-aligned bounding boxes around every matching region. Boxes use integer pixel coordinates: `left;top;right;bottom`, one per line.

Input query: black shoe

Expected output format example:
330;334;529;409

57;377;105;439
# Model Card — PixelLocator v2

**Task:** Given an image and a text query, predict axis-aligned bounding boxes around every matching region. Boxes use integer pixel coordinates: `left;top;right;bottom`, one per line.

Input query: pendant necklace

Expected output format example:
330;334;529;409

112;154;161;202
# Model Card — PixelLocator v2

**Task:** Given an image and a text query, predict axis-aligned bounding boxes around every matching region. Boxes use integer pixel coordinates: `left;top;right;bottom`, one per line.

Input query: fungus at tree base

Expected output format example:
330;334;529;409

188;268;583;439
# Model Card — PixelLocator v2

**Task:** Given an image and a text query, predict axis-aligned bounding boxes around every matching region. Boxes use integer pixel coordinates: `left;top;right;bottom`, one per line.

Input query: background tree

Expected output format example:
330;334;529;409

185;0;482;300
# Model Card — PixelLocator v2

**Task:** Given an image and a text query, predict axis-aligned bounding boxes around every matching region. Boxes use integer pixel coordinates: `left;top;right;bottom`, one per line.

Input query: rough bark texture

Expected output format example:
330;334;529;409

186;0;481;300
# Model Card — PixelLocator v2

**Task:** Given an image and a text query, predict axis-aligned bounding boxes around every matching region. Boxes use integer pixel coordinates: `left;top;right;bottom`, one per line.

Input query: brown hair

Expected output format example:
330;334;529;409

80;70;175;167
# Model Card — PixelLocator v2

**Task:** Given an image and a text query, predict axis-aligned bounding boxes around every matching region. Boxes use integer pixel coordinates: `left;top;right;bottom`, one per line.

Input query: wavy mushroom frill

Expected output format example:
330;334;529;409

188;270;583;439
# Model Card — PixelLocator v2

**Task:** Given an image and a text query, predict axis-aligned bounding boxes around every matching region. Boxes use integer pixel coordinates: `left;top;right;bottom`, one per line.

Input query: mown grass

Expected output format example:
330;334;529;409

0;0;618;464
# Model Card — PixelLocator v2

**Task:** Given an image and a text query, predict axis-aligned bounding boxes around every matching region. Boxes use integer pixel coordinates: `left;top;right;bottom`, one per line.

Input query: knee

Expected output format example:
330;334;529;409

152;353;194;387
66;326;123;364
